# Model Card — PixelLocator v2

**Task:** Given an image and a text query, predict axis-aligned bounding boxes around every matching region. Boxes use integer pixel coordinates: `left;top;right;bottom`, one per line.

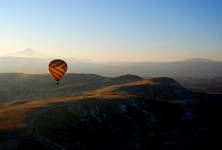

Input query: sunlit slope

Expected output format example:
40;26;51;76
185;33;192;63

86;77;195;102
0;77;193;134
0;97;79;133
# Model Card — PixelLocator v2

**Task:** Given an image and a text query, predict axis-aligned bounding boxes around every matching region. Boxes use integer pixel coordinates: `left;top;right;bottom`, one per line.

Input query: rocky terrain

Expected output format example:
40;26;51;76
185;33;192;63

0;75;221;150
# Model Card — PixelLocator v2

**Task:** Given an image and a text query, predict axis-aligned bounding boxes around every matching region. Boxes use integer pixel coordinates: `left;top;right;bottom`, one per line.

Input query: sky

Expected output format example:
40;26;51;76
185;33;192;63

0;0;221;61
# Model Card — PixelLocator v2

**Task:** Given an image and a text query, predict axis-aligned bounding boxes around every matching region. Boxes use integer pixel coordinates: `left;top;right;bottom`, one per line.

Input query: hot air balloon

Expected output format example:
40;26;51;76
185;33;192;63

48;59;68;85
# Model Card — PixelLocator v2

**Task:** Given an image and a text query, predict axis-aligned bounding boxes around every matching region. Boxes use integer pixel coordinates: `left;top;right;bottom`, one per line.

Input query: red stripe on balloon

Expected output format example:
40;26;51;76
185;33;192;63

56;67;66;75
51;73;60;81
49;68;63;78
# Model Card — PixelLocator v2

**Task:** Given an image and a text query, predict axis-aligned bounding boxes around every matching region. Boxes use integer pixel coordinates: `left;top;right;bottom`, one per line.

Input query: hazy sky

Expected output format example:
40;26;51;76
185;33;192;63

0;0;221;61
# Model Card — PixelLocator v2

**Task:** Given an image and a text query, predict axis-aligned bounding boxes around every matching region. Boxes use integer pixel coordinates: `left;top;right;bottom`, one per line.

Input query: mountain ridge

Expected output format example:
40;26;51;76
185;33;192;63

85;78;195;103
183;58;216;62
0;76;192;133
6;48;49;58
0;56;221;77
1;50;221;77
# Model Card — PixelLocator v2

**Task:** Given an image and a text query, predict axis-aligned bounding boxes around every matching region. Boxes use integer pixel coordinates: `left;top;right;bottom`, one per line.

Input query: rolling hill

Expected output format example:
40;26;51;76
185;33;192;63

0;73;142;102
0;77;190;133
0;77;203;150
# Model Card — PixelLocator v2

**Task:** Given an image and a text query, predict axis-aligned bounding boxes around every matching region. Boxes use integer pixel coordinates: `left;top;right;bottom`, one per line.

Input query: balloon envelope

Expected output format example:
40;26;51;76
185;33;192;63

48;59;68;84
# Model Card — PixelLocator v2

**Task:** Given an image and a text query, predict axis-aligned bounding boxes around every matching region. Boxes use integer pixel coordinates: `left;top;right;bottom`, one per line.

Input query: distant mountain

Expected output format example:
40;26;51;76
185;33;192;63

176;77;222;93
112;74;143;83
0;51;222;77
7;48;49;58
184;58;216;62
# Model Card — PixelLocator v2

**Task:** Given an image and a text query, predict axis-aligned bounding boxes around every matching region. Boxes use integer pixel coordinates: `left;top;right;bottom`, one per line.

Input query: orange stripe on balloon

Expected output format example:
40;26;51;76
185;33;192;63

53;69;64;77
49;66;63;75
49;71;60;79
53;61;65;68
49;68;63;78
51;73;60;81
56;67;66;74
50;71;61;80
57;63;67;69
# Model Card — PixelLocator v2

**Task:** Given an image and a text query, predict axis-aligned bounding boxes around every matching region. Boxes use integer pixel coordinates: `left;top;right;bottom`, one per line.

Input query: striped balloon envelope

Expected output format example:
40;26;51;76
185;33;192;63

48;59;68;85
